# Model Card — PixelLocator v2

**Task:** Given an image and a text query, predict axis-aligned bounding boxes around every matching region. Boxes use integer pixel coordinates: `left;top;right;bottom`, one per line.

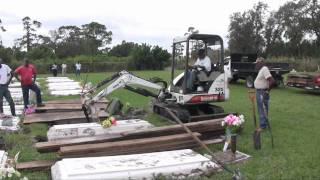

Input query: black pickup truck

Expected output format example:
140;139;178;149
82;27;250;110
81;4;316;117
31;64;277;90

227;53;290;88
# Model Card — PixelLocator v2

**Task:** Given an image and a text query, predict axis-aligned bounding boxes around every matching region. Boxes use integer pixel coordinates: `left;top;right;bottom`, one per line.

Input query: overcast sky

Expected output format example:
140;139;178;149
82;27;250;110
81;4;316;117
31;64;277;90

0;0;289;50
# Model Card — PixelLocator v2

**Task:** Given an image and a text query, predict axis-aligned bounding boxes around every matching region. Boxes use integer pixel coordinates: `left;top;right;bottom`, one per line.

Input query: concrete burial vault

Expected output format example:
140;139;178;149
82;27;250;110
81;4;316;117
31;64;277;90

51;149;218;180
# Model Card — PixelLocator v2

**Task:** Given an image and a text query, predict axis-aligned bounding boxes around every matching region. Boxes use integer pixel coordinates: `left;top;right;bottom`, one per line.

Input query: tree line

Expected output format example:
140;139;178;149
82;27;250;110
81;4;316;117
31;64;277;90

1;0;319;71
228;0;320;58
0;17;170;70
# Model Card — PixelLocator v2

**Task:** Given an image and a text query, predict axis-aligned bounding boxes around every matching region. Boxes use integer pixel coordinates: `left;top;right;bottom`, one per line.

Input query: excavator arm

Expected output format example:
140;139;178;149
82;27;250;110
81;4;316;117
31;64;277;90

81;71;166;121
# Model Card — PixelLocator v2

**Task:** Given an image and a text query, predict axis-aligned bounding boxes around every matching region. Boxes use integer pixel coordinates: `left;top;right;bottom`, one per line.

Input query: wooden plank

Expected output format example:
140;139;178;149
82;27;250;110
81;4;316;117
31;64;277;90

16;160;56;171
23;111;108;124
36;135;123;153
190;112;236;121
122;118;223;138
59;137;223;158
44;99;108;104
35;103;106;112
58;133;201;157
36;103;83;112
36;119;223;152
44;99;82;104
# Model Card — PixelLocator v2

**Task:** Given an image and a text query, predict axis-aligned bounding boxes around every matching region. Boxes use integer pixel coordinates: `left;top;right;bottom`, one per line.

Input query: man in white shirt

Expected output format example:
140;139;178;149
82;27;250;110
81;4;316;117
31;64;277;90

0;58;16;116
254;57;274;130
186;49;212;91
194;49;211;72
75;62;81;77
61;63;67;76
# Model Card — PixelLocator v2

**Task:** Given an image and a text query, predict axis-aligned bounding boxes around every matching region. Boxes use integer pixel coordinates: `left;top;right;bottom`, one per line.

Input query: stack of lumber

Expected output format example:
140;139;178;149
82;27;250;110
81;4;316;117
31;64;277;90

58;133;203;158
36;118;225;157
23;98;108;124
23;110;108;124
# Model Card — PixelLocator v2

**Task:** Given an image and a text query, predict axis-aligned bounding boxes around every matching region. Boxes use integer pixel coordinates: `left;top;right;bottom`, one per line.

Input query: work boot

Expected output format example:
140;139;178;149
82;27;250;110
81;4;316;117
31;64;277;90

37;103;45;107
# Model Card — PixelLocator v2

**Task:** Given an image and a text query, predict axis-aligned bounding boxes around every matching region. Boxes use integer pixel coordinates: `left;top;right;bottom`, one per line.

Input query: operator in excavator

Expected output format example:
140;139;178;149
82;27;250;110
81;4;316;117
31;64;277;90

187;49;211;92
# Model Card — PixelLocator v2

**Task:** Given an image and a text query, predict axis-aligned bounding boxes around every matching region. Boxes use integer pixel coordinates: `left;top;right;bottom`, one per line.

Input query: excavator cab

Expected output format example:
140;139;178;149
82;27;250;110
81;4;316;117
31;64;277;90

168;34;229;105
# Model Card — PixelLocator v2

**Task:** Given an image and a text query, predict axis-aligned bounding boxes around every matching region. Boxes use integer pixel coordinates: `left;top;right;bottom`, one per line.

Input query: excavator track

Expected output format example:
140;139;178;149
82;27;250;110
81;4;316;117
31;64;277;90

153;101;230;123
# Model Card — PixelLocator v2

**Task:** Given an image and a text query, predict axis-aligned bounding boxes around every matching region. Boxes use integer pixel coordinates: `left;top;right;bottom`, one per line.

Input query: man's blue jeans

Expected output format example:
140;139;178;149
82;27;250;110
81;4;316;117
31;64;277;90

256;89;269;128
22;84;42;108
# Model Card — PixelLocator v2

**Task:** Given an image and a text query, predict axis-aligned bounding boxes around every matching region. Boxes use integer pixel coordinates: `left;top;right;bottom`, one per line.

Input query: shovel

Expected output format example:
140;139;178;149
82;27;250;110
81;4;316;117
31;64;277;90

248;89;261;150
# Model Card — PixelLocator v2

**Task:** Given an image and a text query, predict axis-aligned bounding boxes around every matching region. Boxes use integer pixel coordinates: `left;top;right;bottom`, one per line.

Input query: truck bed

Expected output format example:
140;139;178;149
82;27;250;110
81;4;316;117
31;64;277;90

286;72;320;90
231;62;290;74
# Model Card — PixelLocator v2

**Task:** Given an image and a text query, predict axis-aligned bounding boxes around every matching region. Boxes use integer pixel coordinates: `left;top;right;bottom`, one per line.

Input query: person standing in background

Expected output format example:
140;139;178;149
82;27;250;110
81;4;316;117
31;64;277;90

0;58;16;116
75;62;81;77
14;58;45;109
61;63;67;76
51;62;58;77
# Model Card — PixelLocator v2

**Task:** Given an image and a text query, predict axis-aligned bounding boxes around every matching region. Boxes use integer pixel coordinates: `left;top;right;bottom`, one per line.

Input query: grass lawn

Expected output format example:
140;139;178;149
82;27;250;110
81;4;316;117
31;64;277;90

3;70;320;179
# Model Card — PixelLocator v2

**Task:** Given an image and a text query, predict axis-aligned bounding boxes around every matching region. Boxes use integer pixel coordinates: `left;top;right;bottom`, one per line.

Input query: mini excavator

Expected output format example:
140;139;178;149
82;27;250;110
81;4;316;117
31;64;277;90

82;34;231;123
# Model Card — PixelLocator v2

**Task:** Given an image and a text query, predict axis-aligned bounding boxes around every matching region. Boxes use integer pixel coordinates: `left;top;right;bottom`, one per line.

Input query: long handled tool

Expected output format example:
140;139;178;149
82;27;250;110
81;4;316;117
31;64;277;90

248;89;261;150
262;92;274;148
81;69;91;122
164;108;243;180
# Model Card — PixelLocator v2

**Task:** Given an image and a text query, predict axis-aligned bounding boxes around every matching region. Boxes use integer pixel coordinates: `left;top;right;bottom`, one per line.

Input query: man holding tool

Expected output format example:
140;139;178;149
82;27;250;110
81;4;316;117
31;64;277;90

253;57;275;131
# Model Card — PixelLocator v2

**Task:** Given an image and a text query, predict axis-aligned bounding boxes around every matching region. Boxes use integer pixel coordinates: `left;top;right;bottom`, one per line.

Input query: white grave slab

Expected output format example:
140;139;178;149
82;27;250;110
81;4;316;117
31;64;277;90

51;149;218;180
0;116;21;131
47;119;154;141
8;88;22;93
3;100;24;106
48;82;80;87
3;96;23;103
3;104;24;115
48;85;82;91
50;89;82;96
3;110;23;116
47;79;75;83
9;82;21;88
47;77;69;79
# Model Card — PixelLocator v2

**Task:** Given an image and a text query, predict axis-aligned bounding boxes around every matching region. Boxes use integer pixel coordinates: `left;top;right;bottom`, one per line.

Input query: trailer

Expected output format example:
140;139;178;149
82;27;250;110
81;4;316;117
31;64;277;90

286;72;320;91
226;53;290;88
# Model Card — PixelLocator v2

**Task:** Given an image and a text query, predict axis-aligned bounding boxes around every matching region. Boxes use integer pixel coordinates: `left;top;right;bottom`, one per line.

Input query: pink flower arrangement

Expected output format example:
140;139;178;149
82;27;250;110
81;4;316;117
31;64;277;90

222;114;245;134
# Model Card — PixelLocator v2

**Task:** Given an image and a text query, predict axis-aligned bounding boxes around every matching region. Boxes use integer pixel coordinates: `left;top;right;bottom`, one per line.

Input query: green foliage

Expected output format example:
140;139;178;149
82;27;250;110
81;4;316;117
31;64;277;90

228;2;268;54
0;46;13;63
128;44;170;70
108;41;136;57
228;0;320;58
16;16;42;52
27;45;55;60
53;22;112;58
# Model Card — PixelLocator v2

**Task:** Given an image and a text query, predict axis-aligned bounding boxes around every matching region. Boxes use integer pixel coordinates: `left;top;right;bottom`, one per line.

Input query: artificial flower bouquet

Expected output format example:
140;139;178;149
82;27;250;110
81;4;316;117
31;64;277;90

100;116;117;128
222;114;245;134
222;114;245;152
